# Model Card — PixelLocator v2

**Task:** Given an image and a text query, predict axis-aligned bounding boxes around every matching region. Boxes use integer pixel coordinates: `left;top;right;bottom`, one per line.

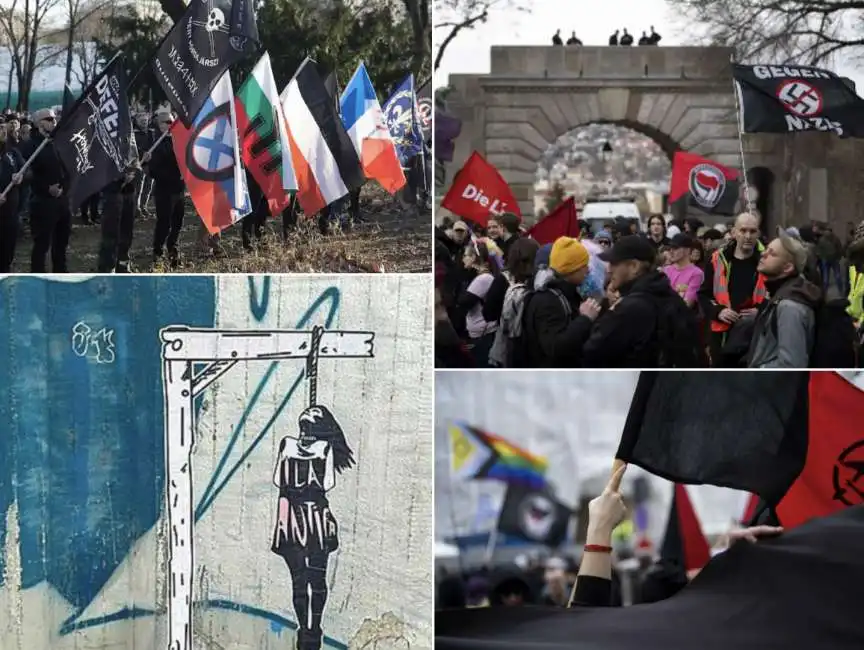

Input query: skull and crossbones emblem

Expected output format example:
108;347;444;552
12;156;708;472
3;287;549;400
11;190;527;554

190;0;230;58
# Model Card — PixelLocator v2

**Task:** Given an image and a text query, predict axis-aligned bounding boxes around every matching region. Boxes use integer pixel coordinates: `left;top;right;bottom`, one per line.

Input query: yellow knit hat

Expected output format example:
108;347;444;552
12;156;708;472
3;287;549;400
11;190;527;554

550;237;590;275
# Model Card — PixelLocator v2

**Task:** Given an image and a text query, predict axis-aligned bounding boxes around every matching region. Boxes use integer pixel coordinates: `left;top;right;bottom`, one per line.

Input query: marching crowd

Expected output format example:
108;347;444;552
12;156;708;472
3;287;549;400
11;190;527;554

0;107;431;274
434;211;863;369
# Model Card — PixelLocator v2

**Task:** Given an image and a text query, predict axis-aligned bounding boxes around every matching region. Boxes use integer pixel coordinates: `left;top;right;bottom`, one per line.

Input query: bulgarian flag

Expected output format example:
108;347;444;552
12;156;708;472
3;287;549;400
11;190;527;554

235;52;297;216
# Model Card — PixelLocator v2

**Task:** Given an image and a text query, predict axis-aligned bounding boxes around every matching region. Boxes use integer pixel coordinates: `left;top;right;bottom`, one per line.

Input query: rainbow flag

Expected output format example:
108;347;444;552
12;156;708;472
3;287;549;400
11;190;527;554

448;422;548;489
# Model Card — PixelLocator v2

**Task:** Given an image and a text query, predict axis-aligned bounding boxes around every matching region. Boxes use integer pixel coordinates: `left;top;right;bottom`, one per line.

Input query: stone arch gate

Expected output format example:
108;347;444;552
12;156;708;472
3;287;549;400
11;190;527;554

442;45;862;230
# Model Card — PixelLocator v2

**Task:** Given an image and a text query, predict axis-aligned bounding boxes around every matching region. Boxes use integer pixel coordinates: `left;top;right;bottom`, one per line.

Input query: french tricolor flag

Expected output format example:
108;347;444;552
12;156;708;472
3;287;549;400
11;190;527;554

339;63;406;195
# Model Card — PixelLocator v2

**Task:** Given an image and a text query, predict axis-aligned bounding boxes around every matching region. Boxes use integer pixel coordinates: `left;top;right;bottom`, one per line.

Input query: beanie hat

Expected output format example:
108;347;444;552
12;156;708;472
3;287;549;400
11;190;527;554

550;237;590;275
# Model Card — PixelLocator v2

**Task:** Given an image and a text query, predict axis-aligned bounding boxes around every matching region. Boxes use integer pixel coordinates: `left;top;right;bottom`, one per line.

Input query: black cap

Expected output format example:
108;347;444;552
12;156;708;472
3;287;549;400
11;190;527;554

669;233;695;249
598;235;657;264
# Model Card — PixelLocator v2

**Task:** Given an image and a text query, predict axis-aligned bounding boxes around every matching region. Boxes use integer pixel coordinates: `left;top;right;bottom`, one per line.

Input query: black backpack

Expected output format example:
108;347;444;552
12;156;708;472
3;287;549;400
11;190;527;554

769;297;858;368
629;291;704;368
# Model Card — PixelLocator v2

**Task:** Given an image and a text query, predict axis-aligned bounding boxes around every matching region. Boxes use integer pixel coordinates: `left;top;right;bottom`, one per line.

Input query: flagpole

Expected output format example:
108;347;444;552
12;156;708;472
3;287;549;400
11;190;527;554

483;522;499;565
144;129;170;158
730;55;754;214
0;138;51;199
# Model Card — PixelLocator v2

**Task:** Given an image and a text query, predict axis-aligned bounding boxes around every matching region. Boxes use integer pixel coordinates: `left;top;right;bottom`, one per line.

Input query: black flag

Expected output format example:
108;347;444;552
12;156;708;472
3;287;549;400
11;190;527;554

322;69;340;115
497;484;571;547
416;78;432;142
615;371;809;506
152;0;258;126
437;506;864;650
733;63;864;138
53;55;134;212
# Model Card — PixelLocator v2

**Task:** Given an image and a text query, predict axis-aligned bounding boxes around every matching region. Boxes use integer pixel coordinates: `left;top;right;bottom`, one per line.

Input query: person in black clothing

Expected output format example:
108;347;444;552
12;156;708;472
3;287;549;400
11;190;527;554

609;30;619;45
79;192;100;225
133;113;154;216
552;29;563;45
649;26;662;45
22;108;71;273
583;235;701;367
242;170;268;250
638;31;650;45
645;214;669;250
486;212;520;263
620;29;634;46
566;32;583;46
522;237;601;367
0;125;25;272
143;110;185;267
98;159;139;273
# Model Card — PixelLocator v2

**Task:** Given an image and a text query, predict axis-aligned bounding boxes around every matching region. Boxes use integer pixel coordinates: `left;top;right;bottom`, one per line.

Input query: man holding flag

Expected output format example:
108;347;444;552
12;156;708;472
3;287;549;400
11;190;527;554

383;73;425;207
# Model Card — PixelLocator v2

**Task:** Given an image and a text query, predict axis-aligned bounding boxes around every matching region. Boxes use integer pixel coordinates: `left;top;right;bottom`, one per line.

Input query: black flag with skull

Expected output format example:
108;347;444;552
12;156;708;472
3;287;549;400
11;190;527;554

152;0;259;127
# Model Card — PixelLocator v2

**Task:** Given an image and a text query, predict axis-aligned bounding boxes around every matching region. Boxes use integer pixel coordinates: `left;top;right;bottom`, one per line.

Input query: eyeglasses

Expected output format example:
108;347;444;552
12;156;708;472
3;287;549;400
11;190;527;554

42;116;56;122
598;240;611;246
454;228;467;234
159;120;172;125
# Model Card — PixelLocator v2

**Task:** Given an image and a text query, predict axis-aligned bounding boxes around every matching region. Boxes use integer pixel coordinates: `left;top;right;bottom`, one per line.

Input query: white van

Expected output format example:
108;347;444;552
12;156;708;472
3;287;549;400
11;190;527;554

580;198;643;235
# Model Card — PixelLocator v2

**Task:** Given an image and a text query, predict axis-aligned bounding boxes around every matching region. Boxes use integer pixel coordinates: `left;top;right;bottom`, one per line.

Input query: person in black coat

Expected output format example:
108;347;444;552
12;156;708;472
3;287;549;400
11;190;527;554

0;125;25;272
142;110;185;267
20;108;71;273
98;154;140;273
583;235;696;367
522;237;601;367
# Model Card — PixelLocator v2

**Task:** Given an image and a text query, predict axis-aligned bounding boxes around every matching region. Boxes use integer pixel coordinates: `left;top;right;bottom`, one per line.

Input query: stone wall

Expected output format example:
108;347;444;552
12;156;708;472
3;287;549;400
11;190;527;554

441;45;864;233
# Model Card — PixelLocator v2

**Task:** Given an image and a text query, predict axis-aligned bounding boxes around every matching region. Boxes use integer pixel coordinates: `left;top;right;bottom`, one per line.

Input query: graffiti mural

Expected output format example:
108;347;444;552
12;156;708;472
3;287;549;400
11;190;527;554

1;275;433;650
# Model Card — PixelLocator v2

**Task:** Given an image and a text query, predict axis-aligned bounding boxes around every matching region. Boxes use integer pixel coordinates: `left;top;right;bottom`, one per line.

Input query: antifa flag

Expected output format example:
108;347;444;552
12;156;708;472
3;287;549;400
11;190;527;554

53;54;134;212
153;0;258;127
733;63;864;138
441;151;521;227
416;78;432;142
527;197;579;244
436;506;864;650
659;484;711;573
668;151;739;216
616;372;810;506
497;484;571;547
776;372;864;528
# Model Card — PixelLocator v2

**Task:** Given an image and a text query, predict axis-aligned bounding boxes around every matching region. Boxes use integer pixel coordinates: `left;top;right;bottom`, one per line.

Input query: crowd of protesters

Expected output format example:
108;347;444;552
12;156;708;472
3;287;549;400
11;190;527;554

434;210;863;369
437;466;783;611
0;106;431;273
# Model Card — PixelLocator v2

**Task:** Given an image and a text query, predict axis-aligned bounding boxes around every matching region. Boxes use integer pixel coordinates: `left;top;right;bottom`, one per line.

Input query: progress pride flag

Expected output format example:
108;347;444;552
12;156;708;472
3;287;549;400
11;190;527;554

441;151;521;227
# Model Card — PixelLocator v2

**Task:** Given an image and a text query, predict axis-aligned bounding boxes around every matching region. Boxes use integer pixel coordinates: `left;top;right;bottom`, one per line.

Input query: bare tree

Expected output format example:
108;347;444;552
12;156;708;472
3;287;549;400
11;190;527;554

0;0;66;110
59;0;111;94
666;0;864;66
434;0;531;71
401;0;432;78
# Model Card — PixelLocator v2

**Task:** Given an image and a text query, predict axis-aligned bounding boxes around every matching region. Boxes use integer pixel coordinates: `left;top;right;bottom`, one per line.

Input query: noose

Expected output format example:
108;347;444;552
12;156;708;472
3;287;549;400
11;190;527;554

306;325;324;408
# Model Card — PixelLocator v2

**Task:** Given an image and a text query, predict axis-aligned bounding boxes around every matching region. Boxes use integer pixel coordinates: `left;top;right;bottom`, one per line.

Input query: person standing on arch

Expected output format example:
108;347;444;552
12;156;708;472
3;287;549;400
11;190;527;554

649;25;662;45
552;29;563;45
698;212;767;367
620;29;634;46
566;31;583;46
609;29;620;45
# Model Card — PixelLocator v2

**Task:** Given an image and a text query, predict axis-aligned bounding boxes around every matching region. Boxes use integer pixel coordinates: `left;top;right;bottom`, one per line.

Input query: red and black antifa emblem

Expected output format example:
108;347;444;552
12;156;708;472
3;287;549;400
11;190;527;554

833;439;864;506
185;101;235;183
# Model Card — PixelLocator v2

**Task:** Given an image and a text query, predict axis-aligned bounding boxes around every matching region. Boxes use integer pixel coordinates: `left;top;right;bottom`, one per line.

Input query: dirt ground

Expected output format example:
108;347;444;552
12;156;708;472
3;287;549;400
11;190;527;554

10;185;431;273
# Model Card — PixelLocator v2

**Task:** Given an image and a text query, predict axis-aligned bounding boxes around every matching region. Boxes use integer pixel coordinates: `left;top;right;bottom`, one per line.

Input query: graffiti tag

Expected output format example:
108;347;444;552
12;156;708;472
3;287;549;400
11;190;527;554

71;321;116;364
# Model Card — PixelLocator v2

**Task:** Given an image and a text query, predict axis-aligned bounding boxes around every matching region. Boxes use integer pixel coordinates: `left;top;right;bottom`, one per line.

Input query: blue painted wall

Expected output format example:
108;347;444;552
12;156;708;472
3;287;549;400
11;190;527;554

0;276;216;612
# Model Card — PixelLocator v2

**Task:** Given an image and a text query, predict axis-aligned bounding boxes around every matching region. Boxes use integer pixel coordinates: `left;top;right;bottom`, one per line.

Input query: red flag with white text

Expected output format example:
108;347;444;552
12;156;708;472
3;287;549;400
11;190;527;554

441;151;521;227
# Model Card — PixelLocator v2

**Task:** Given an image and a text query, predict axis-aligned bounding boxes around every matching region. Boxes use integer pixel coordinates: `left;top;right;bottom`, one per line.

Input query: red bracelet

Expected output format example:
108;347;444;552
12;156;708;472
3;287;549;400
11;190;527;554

584;544;612;554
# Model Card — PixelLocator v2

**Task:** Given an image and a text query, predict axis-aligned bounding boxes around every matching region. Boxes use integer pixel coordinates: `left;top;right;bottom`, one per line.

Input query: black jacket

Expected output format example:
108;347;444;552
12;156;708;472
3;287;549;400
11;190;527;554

582;270;680;368
522;277;592;367
146;134;184;194
20;132;67;201
0;144;24;213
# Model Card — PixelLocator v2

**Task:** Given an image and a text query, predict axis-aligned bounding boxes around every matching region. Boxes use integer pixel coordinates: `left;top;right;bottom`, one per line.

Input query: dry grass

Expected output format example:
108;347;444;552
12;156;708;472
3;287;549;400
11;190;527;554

11;185;431;274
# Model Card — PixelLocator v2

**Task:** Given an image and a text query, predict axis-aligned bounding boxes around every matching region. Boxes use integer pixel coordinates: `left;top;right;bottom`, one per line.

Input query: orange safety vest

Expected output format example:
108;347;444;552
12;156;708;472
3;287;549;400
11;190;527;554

710;248;768;333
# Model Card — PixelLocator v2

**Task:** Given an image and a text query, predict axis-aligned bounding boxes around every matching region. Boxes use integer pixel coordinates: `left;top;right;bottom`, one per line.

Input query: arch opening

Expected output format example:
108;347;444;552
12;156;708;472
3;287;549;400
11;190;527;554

533;122;673;219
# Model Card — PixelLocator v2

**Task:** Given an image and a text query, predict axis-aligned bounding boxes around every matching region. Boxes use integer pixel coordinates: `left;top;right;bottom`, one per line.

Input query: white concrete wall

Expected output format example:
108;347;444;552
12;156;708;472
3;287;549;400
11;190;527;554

0;275;433;650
